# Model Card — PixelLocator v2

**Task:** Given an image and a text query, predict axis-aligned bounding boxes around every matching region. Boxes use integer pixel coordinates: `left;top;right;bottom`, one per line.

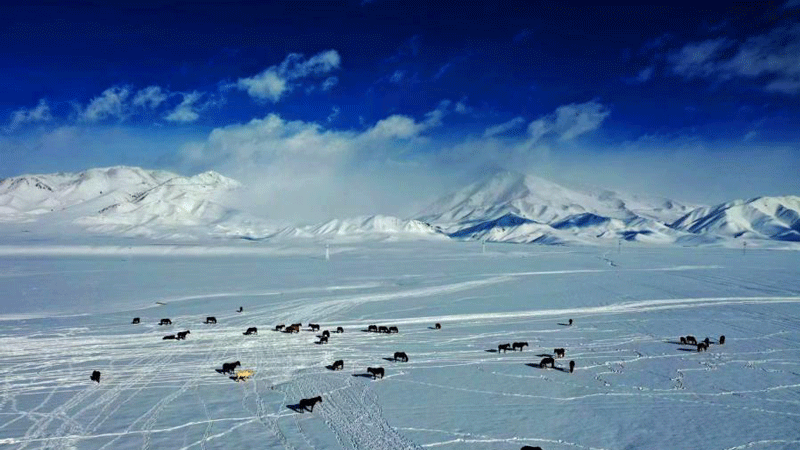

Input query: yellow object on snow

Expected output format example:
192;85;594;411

233;370;254;382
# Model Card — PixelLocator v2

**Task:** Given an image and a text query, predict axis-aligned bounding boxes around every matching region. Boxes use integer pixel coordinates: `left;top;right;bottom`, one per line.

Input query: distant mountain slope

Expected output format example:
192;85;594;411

671;196;800;242
273;215;446;242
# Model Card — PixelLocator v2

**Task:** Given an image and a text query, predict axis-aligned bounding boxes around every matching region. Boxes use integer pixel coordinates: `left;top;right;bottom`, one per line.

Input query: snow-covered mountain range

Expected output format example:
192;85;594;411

0;166;797;246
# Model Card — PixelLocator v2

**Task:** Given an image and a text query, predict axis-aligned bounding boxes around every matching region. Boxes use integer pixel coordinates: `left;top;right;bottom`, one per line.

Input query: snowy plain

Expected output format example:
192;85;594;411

1;241;799;450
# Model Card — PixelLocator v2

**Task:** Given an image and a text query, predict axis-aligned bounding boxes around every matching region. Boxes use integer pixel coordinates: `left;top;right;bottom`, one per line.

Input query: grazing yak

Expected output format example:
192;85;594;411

388;326;399;333
367;367;385;379
90;370;101;383
512;342;528;351
205;317;216;324
719;335;725;345
275;324;285;331
498;343;512;353
378;326;390;334
318;336;328;344
568;319;573;326
332;360;344;370
163;334;177;340
685;335;697;345
291;323;302;329
394;351;408;362
244;327;257;335
237;307;243;313
309;323;320;331
285;325;300;333
336;326;344;333
434;323;441;329
298;396;322;412
176;330;190;340
159;318;172;325
131;317;140;324
697;342;708;352
221;361;241;374
680;336;687;344
703;337;710;346
322;330;330;338
554;348;566;358
521;446;543;450
368;325;378;332
569;360;575;373
540;357;555;368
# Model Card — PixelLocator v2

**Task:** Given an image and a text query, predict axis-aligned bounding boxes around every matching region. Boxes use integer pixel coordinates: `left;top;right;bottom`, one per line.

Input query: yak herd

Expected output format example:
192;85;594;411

83;313;725;450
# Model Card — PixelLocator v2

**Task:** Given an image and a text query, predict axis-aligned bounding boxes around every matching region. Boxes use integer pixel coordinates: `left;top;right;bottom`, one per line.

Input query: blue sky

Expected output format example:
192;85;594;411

1;1;799;218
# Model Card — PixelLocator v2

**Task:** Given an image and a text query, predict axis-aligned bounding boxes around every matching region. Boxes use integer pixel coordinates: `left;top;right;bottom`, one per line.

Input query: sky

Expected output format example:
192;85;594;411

1;1;799;221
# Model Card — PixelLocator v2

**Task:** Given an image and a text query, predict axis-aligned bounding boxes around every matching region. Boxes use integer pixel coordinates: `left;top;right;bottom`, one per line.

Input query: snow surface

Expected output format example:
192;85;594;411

1;241;799;449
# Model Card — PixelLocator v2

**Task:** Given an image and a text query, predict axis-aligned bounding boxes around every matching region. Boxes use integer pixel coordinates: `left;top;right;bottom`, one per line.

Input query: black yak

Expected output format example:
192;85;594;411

243;327;257;335
318;336;328;344
309;323;320;331
275;324;285;331
568;319;573;326
569;360;575;373
221;361;241;374
322;330;330;338
131;317;140;324
378;326;389;334
540;357;555;368
332;360;344;370
719;335;725;345
498;343;512;353
697;342;708;352
163;334;177;340
394;351;408;362
554;348;566;358
521;446;543;450
205;317;216;324
336;326;344;333
159;318;172;325
512;342;528;351
434;323;441;329
90;370;101;383
367;367;384;379
368;325;378;332
680;336;687;344
388;326;398;333
298;396;322;412
176;330;190;340
685;335;697;345
237;306;243;313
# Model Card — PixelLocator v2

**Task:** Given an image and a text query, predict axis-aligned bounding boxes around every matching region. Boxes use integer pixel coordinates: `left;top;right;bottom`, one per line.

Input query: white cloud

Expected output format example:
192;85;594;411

433;62;452;80
635;66;654;83
483;116;525;137
327;106;340;123
79;86;131;122
6;99;52;132
525;100;610;144
132;86;168;109
321;76;339;91
164;91;205;123
454;97;471;114
670;25;800;95
390;70;405;83
236;49;341;102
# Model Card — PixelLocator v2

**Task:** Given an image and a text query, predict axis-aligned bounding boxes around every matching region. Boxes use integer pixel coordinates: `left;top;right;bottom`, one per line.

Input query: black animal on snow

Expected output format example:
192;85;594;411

318;336;328;344
719;335;726;345
388;326;398;333
237;306;243;313
498;343;512;353
336;326;344;333
434;323;441;329
521;446;543;450
378;326;389;334
394;351;408;362
205;317;216;324
512;342;528;351
244;327;257;335
697;342;708;352
554;348;566;358
367;367;384;379
221;361;241;374
176;330;190;340
540;357;555;368
703;337;710;346
291;323;302;328
309;323;320;331
131;317;140;324
368;325;378;332
680;336;687;344
90;370;101;383
685;335;697;345
159;318;172;325
568;319;573;326
163;334;177;340
275;324;285;331
332;360;344;370
322;330;330;338
569;360;575;373
285;325;300;333
298;396;322;412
